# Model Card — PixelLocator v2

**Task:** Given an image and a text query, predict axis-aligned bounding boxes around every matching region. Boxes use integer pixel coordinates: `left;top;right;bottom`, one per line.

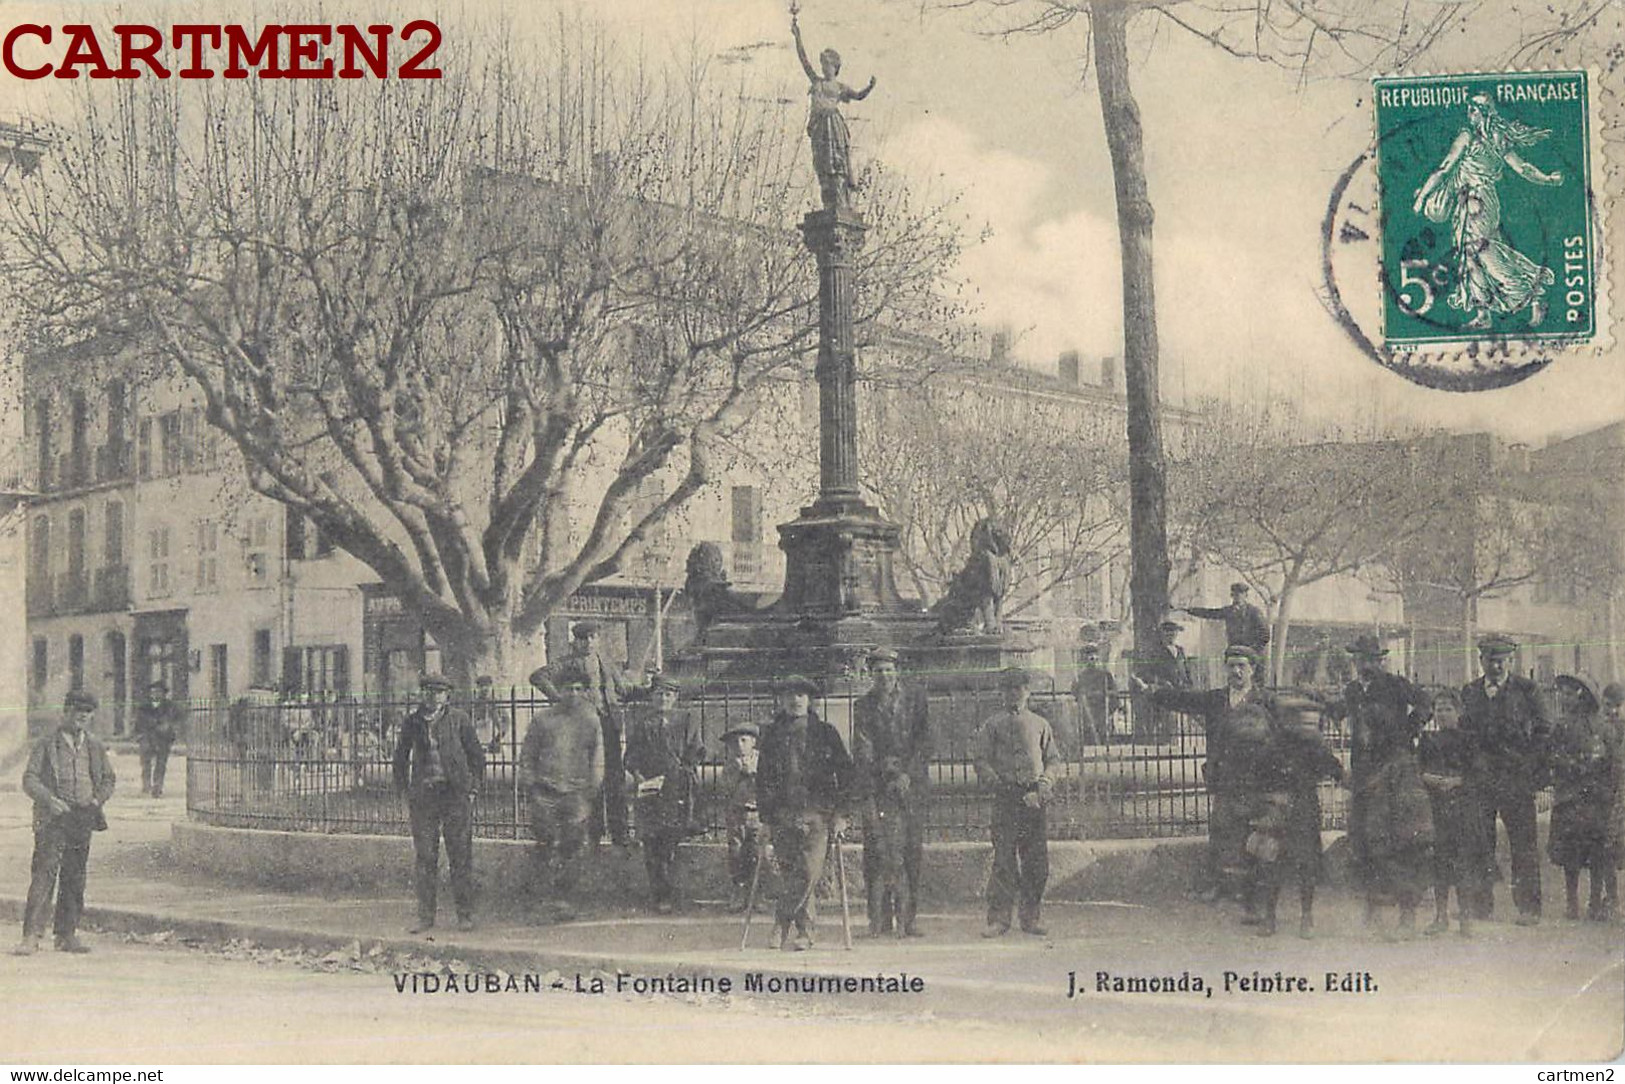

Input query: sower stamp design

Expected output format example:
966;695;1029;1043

1373;71;1597;356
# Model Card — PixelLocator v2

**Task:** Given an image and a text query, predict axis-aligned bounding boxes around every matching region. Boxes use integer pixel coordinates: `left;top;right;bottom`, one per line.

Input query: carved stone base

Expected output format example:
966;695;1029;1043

776;497;916;618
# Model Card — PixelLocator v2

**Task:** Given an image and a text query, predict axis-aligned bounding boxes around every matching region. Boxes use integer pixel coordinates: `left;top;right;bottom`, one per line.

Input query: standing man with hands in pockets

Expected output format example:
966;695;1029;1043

393;671;486;935
975;667;1063;939
15;690;116;956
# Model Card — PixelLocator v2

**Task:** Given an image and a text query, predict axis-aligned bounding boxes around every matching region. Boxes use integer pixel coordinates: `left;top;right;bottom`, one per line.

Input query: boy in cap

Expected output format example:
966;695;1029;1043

1246;698;1344;938
852;647;931;938
757;675;853;950
720;720;763;912
1460;635;1550;924
15;691;115;955
391;672;485;934
518;665;604;921
1070;641;1115;748
1419;688;1489;937
625;674;704;913
974;667;1063;937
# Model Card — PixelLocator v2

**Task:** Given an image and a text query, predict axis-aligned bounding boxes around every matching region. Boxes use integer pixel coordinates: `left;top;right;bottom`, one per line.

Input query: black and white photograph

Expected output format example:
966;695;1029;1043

0;0;1620;1067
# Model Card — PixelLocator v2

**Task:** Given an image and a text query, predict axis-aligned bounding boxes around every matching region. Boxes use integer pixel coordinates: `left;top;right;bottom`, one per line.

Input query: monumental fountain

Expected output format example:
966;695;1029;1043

679;10;1035;696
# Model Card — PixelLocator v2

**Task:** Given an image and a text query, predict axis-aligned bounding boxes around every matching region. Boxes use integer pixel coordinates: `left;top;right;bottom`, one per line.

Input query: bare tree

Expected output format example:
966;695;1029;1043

1174;401;1443;684
2;22;964;681
865;377;1128;617
906;0;1617;679
1366;432;1622;677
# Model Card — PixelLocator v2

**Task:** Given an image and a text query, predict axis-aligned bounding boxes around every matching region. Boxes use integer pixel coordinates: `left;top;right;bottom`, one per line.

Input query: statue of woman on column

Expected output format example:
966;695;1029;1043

792;5;876;213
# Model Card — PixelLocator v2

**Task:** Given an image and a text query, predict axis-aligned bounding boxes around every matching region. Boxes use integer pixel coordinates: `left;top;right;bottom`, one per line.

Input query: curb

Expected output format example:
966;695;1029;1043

0;894;1315;1036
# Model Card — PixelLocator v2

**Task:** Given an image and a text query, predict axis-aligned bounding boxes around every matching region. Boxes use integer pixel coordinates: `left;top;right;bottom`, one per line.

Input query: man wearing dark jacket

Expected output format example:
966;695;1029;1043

757;675;853;951
1320;636;1434;934
133;680;184;797
14;691;116;955
1460;635;1551;924
852;648;931;938
624;674;704;913
1134;645;1276;908
392;672;486;934
1184;582;1271;654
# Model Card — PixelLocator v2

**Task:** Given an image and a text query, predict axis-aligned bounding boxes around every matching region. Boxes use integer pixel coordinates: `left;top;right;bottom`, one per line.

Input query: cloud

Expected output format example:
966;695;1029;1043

883;116;1122;366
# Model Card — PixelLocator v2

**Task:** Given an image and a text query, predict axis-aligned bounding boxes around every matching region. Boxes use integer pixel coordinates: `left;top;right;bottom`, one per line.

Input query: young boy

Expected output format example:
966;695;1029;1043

720;722;762;913
1246;699;1344;939
1418;688;1488;937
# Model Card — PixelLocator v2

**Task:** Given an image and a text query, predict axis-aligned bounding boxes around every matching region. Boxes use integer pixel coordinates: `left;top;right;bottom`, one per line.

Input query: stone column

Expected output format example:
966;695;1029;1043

800;208;866;510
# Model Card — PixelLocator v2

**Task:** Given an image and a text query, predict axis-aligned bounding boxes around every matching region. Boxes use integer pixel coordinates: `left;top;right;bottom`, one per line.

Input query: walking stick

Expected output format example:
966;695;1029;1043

831;821;853;951
738;840;765;951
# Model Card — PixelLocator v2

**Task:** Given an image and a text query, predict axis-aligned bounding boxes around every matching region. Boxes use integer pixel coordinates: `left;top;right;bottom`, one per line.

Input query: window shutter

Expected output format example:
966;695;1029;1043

281;646;303;696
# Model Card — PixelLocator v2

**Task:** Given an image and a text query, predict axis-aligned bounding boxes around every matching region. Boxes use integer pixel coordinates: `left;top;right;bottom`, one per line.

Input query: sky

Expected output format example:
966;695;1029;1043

1;0;1620;445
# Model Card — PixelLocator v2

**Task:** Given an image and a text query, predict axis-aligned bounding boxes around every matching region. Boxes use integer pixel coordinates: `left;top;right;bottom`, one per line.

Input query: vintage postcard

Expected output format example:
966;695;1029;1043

0;0;1620;1069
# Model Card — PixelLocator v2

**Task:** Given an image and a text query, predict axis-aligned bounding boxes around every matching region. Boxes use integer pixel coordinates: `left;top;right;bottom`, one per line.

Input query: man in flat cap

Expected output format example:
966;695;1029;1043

531;622;634;848
1461;635;1551;924
1138;620;1195;742
1132;644;1276;909
974;667;1063;937
15;691;115;955
852;647;931;937
1320;634;1434;936
1184;582;1271;659
519;666;605;921
133;679;184;798
757;675;853;950
392;672;485;934
624;674;704;913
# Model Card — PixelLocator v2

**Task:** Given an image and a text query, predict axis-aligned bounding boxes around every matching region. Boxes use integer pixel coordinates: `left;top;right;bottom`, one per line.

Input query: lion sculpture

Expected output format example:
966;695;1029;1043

683;542;751;636
930;518;1012;635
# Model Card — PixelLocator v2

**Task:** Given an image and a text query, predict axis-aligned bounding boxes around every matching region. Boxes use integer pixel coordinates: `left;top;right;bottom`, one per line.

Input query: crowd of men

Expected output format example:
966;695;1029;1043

346;619;1068;948
13;613;1623;955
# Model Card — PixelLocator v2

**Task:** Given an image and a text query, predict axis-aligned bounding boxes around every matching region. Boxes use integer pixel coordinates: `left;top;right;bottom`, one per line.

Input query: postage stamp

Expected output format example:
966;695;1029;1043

1371;70;1600;356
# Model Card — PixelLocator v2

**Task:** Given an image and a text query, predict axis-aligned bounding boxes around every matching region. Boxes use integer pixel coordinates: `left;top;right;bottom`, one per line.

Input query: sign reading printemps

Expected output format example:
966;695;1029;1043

1372;70;1597;353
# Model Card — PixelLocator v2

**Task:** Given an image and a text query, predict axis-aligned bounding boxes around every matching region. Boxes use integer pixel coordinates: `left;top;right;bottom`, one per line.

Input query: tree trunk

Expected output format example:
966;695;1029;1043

1092;5;1171;678
437;622;529;692
1461;593;1477;684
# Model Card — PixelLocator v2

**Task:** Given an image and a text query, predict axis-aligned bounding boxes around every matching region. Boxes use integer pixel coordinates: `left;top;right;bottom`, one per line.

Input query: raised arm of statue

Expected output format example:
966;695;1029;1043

791;14;817;82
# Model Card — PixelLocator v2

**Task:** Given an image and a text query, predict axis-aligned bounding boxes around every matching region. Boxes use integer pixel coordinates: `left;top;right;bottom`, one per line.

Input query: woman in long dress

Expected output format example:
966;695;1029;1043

1411;94;1565;330
792;10;875;211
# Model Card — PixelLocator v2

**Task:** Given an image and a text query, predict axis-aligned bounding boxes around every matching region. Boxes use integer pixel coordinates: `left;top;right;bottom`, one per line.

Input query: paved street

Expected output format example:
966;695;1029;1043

2;754;1621;1063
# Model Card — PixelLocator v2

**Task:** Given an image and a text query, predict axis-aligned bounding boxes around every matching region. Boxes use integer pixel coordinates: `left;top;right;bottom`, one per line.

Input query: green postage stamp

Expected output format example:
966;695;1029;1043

1372;71;1601;354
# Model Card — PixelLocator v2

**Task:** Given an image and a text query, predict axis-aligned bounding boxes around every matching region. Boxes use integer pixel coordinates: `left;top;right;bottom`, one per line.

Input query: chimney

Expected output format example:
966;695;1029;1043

1101;356;1122;393
990;331;1010;366
1058;350;1081;386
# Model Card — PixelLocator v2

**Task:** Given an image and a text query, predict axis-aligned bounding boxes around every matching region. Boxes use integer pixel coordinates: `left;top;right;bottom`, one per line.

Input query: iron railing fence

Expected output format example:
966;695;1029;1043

185;686;1352;842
